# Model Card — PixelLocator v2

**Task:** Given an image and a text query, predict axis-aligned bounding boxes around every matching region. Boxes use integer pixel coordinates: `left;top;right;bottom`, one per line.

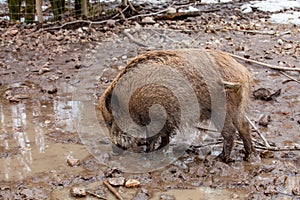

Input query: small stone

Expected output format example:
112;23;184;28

160;194;175;200
167;7;176;14
56;35;64;41
277;39;283;45
41;85;58;94
121;55;127;60
108;177;125;186
82;27;88;31
283;43;293;50
10;29;18;36
125;179;140;188
70;187;86;197
258;114;271;127
260;150;274;158
67;157;80;167
142;17;155;24
106;20;116;28
38;67;51;75
77;28;83;33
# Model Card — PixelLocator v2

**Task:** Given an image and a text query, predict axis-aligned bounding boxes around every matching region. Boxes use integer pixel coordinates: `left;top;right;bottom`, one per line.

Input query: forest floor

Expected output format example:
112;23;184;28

0;1;300;199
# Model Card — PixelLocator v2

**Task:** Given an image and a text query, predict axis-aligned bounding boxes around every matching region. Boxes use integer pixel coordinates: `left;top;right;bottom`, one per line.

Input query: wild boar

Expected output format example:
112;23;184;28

99;49;255;162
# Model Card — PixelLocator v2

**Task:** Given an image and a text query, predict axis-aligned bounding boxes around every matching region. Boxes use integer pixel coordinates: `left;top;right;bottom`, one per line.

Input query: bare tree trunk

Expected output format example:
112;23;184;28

8;0;21;21
36;0;43;25
25;0;35;23
82;0;88;18
121;0;127;6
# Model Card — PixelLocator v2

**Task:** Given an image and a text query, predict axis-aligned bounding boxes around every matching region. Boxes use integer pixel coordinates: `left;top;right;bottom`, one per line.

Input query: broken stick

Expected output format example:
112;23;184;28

103;180;124;200
230;53;300;72
246;115;271;148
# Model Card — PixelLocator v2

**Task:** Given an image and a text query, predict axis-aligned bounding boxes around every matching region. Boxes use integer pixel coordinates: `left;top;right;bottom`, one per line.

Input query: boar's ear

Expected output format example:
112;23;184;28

105;91;120;115
105;91;112;112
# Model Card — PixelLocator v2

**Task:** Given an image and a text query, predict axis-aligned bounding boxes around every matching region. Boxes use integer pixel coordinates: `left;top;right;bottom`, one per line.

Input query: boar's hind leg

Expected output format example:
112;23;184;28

232;115;255;161
219;117;236;163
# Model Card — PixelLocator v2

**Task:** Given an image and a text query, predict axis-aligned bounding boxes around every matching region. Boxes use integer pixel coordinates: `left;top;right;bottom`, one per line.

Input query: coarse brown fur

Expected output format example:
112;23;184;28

99;49;255;162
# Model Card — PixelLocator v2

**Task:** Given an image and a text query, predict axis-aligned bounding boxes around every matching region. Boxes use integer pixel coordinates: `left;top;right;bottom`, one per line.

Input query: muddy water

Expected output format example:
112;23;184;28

0;97;90;181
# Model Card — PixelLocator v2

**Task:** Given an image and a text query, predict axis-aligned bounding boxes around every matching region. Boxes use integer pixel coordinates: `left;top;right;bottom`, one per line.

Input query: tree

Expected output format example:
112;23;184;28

36;0;43;25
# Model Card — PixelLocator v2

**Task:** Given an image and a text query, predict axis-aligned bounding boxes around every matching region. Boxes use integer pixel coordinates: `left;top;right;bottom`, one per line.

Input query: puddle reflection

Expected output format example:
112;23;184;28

0;95;89;180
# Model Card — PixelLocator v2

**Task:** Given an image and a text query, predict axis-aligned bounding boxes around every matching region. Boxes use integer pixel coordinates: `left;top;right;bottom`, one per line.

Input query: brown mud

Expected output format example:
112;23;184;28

0;1;299;199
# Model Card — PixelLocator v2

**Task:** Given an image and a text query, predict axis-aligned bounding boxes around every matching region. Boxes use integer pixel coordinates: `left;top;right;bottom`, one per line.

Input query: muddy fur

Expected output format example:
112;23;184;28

99;48;255;162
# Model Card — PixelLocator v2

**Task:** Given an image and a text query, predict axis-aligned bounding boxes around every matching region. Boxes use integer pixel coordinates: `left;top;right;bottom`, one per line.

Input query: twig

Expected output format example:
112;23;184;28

122;30;148;47
118;7;127;21
192;140;223;148
128;0;137;13
86;190;108;200
103;180;124;200
196;126;218;132
236;141;300;151
127;8;170;20
280;71;300;85
230;54;300;72
246;116;271;148
112;5;130;19
236;29;277;35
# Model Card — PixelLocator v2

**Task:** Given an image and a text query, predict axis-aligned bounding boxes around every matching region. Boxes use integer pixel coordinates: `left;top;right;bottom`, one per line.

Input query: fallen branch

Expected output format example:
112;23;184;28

122;30;148;47
154;9;219;20
246;116;271;148
103;180;124;200
230;54;300;72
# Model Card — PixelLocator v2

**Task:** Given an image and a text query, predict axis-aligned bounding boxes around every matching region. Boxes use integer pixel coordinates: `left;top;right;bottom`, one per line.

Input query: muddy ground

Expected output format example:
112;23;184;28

0;1;300;199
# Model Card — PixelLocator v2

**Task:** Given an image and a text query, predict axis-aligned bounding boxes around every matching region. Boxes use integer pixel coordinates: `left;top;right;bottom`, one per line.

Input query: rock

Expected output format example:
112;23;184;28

106;20;116;28
125;179;140;188
283;43;293;50
70;187;86;197
258;114;271;127
41;85;58;94
108;177;125;186
38;67;51;75
67;157;80;167
253;88;281;101
10;29;18;36
277;39;283;45
160;194;175;200
167;7;176;14
141;17;156;24
260;151;274;158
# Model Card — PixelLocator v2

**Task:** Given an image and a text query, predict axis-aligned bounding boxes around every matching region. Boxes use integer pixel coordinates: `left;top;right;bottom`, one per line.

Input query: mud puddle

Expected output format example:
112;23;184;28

0;96;92;180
